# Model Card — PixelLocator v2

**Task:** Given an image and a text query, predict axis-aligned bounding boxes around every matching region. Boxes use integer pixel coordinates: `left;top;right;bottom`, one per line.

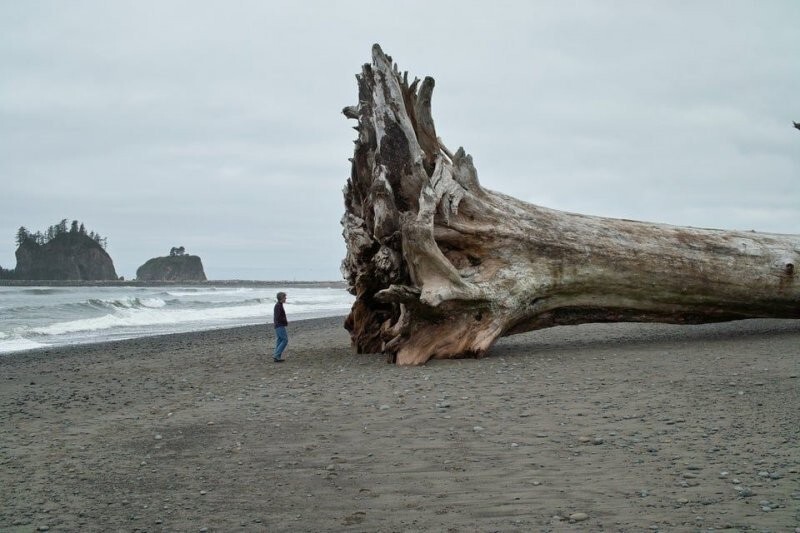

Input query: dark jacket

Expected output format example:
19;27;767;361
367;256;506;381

273;302;288;328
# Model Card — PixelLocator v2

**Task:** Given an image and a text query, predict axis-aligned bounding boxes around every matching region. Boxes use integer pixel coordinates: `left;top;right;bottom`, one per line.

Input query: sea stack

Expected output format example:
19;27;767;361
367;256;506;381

13;221;118;281
136;247;207;281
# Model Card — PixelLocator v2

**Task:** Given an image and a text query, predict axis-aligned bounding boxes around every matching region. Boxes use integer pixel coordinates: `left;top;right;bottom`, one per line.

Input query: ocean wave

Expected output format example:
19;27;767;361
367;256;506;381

140;298;167;308
21;288;65;295
87;297;167;309
165;288;254;297
0;336;47;353
0;298;167;319
29;302;273;336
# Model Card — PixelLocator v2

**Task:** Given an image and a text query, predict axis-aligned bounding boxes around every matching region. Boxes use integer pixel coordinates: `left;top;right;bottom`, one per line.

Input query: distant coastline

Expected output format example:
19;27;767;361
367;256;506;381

0;279;347;288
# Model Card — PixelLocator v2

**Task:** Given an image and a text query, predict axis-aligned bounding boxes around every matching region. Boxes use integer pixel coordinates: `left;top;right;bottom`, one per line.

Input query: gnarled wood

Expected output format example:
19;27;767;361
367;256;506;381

341;44;800;365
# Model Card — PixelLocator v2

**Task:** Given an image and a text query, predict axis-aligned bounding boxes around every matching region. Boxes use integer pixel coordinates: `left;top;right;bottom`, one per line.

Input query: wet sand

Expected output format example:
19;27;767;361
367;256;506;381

1;317;799;531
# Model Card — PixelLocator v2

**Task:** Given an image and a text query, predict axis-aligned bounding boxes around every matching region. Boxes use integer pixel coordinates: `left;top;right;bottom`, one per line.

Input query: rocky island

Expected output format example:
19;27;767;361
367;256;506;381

136;247;206;281
5;220;118;281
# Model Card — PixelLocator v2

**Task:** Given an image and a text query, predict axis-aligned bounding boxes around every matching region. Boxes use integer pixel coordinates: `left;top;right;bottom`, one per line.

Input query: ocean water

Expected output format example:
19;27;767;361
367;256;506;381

0;285;354;354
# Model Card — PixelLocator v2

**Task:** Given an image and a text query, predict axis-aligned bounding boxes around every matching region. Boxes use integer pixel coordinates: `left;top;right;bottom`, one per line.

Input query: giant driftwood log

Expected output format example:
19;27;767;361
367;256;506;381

341;45;800;366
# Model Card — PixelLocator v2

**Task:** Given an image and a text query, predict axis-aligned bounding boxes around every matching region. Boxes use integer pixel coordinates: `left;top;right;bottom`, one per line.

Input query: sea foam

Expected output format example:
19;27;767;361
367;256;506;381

0;336;47;353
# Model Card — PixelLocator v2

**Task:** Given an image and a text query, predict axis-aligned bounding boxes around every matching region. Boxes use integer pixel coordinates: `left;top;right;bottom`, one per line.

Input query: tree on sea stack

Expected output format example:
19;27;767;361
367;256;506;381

341;44;800;366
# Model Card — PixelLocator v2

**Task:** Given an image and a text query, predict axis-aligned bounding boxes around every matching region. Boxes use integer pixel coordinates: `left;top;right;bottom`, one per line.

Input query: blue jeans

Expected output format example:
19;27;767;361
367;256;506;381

274;326;288;359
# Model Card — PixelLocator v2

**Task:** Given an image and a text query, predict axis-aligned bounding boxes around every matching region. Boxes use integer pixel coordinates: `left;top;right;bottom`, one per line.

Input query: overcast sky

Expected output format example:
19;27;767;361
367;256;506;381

1;1;798;280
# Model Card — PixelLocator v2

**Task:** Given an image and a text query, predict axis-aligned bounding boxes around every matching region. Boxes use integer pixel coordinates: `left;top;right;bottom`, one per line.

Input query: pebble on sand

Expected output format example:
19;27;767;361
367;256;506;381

569;512;589;522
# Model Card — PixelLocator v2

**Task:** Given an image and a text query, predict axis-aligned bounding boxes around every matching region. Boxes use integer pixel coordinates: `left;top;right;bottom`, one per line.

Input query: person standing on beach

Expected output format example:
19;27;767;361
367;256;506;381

273;292;289;362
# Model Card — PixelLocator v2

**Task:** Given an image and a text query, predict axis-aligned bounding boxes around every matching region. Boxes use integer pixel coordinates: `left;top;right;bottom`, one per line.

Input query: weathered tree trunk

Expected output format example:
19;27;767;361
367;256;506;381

341;44;800;365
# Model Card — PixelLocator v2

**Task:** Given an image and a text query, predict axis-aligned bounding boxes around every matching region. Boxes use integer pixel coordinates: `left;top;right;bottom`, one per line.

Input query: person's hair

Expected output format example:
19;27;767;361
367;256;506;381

276;291;286;302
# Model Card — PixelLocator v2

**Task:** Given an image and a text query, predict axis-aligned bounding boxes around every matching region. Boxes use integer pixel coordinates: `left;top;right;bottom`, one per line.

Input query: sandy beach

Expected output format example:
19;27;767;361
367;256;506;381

1;317;798;532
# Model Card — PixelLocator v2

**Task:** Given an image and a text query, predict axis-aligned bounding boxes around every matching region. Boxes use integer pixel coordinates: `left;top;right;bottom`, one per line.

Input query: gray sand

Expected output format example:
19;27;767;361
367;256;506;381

1;317;799;531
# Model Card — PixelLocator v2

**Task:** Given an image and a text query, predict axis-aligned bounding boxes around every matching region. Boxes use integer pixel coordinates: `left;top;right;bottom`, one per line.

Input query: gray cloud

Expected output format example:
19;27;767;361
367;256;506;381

1;1;798;280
